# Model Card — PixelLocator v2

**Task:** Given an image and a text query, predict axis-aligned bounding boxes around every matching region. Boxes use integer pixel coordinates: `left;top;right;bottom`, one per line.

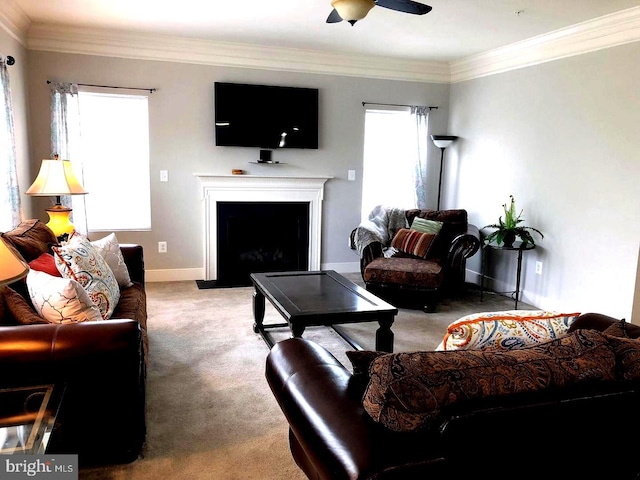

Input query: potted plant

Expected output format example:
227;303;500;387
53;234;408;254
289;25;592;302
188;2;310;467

482;195;544;247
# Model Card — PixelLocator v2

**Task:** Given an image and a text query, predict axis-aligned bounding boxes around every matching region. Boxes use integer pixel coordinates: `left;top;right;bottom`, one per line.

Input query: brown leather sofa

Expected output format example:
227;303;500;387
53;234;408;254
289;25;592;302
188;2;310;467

0;219;147;466
266;313;640;479
352;208;480;312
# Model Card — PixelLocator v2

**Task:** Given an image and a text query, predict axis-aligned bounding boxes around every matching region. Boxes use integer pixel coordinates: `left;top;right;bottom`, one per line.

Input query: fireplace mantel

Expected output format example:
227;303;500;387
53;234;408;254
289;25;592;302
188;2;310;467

195;174;332;281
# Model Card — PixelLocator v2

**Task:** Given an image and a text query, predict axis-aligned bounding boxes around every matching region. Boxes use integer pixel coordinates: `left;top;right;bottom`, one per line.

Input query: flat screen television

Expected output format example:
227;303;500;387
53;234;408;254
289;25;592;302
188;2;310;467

214;82;319;150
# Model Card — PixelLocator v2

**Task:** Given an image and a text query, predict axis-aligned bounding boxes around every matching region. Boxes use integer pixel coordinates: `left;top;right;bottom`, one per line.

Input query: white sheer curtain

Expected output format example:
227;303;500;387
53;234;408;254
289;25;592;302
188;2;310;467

49;82;88;235
411;106;430;210
0;56;21;231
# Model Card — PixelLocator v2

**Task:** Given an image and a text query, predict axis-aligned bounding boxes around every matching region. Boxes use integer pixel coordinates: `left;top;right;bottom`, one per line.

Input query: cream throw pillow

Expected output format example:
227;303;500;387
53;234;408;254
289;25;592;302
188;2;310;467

26;270;102;323
91;232;133;288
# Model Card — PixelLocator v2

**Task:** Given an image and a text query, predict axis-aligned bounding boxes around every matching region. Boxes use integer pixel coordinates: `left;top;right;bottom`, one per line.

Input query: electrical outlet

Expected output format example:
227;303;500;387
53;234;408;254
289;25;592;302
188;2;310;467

535;261;543;275
158;241;167;253
348;170;356;181
160;170;168;182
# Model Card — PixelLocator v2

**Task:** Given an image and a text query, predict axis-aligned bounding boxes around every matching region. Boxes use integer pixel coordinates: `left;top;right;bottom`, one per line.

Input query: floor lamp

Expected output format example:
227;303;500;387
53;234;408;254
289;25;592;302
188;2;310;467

431;135;458;210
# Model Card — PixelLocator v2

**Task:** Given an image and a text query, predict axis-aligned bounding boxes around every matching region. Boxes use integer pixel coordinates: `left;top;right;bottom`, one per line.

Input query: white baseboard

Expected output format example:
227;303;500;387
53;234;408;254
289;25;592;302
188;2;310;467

146;264;360;282
321;262;360;273
147;268;204;282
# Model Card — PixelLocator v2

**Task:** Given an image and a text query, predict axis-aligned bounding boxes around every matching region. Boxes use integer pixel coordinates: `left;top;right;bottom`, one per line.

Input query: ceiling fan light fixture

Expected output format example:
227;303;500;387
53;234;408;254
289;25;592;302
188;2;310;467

331;0;375;24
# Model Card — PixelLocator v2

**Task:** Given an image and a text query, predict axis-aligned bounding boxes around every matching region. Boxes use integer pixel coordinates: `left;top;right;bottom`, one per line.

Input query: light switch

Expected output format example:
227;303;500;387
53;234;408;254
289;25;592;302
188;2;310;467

348;170;356;181
160;170;168;182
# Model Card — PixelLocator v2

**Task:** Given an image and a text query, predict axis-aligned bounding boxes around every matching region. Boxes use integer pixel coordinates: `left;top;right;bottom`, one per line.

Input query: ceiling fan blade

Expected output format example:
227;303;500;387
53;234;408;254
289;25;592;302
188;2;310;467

375;0;432;15
326;9;343;23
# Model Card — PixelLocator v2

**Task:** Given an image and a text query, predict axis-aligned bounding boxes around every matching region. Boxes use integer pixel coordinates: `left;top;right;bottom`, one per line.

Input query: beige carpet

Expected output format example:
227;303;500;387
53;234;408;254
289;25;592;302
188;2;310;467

79;274;534;479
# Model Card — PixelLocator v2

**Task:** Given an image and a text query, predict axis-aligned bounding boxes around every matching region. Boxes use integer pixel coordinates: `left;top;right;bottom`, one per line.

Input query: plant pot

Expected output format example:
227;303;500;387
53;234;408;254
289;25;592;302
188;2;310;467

502;231;516;248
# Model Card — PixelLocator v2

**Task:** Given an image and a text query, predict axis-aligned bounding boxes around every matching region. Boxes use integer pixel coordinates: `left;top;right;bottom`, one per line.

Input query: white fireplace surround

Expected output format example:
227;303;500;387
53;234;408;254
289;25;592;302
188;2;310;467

196;174;332;281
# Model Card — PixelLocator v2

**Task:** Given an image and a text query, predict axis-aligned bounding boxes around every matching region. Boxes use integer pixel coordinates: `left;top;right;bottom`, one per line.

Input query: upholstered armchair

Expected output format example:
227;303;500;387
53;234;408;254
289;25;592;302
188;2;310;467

351;207;480;312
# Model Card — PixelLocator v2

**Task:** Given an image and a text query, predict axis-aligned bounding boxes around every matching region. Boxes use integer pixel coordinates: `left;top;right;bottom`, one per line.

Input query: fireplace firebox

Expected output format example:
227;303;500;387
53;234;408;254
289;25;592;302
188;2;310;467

216;202;310;286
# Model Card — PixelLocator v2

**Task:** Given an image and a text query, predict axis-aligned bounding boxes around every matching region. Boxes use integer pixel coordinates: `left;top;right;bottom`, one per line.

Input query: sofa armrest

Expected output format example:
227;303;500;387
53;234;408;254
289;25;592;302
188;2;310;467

0;320;143;385
568;312;640;338
266;338;443;480
0;320;146;464
120;244;145;285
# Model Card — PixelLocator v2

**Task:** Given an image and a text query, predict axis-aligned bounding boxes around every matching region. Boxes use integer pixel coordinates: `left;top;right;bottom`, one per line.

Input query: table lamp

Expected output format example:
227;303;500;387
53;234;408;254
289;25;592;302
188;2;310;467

25;157;88;238
0;238;29;287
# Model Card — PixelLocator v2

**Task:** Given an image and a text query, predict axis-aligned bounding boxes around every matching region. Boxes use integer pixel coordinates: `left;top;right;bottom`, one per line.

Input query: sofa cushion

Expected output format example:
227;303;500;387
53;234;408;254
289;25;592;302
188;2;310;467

345;349;386;376
603;334;640;381
437;310;581;351
52;235;120;319
1;219;58;262
90;232;133;288
391;228;438;259
362;329;616;433
363;256;443;289
3;286;48;325
26;270;102;323
112;282;149;362
29;252;62;277
603;319;631;338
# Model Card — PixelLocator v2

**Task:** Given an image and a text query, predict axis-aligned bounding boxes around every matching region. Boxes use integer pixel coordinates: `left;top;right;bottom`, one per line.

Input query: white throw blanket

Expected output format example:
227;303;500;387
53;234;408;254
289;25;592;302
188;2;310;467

353;205;408;256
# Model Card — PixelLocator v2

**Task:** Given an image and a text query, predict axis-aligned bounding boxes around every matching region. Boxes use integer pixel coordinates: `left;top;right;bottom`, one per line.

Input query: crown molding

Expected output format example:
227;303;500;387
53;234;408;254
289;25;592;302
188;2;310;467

27;24;451;84
0;0;30;46
451;6;640;83
2;6;638;84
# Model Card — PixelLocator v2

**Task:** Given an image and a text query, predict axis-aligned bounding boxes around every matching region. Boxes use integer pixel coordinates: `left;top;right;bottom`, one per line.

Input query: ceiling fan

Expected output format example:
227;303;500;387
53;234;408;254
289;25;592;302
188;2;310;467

327;0;432;26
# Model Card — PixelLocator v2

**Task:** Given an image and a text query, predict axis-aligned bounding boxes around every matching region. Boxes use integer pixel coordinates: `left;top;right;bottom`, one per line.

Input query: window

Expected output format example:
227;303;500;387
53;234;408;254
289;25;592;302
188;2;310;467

75;89;151;231
361;108;417;221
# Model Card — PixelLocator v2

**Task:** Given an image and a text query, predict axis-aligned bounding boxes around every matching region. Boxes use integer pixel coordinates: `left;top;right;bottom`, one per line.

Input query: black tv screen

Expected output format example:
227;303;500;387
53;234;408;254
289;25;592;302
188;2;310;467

214;82;319;149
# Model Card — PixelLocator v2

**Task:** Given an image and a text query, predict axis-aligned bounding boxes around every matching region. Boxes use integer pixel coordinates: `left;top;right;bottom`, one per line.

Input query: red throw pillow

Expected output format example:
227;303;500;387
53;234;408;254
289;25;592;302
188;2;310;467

29;253;62;277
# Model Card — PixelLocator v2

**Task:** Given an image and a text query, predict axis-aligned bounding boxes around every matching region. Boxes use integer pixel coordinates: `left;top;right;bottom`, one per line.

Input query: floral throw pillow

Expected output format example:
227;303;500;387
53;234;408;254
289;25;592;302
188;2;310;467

52;235;120;319
436;310;581;351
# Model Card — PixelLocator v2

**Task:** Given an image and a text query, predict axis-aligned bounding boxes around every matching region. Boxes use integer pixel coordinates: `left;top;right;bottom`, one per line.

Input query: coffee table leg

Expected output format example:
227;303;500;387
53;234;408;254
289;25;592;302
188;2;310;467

290;322;306;339
376;316;395;352
252;289;265;334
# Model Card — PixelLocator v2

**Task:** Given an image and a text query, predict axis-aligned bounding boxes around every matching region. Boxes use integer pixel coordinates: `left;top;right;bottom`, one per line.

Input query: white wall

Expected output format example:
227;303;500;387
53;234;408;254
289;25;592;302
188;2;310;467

448;42;640;322
26;51;450;278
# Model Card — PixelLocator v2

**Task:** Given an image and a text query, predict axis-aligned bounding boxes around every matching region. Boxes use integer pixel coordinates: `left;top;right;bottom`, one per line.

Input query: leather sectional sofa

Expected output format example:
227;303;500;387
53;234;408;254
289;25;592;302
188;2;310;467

266;313;640;479
0;219;147;465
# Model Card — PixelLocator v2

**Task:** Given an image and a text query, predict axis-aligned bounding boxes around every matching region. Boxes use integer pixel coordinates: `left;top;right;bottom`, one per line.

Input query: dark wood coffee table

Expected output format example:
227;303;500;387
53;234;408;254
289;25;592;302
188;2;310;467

251;270;398;352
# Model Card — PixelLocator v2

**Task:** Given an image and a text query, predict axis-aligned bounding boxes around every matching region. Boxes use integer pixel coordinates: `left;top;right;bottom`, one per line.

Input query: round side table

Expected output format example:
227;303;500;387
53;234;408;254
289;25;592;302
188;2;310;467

480;241;535;309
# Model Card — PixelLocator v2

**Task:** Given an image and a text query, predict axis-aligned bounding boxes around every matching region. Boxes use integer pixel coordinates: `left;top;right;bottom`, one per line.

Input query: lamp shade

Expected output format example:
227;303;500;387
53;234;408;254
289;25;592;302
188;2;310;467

431;135;458;149
25;159;88;196
332;0;375;23
0;238;29;287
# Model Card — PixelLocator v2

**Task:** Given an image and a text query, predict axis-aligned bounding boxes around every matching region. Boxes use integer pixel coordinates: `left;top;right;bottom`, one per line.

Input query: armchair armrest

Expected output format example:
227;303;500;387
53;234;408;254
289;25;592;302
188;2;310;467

360;242;384;275
120;244;145;285
448;224;481;266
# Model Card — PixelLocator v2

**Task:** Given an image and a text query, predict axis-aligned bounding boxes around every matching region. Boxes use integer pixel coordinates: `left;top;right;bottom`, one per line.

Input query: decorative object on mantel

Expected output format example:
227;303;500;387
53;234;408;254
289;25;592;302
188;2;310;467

232;169;244;175
482;195;544;247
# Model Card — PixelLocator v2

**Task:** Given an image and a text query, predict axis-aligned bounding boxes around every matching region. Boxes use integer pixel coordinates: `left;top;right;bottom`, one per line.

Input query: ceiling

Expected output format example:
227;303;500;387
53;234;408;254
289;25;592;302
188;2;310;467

11;0;640;64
